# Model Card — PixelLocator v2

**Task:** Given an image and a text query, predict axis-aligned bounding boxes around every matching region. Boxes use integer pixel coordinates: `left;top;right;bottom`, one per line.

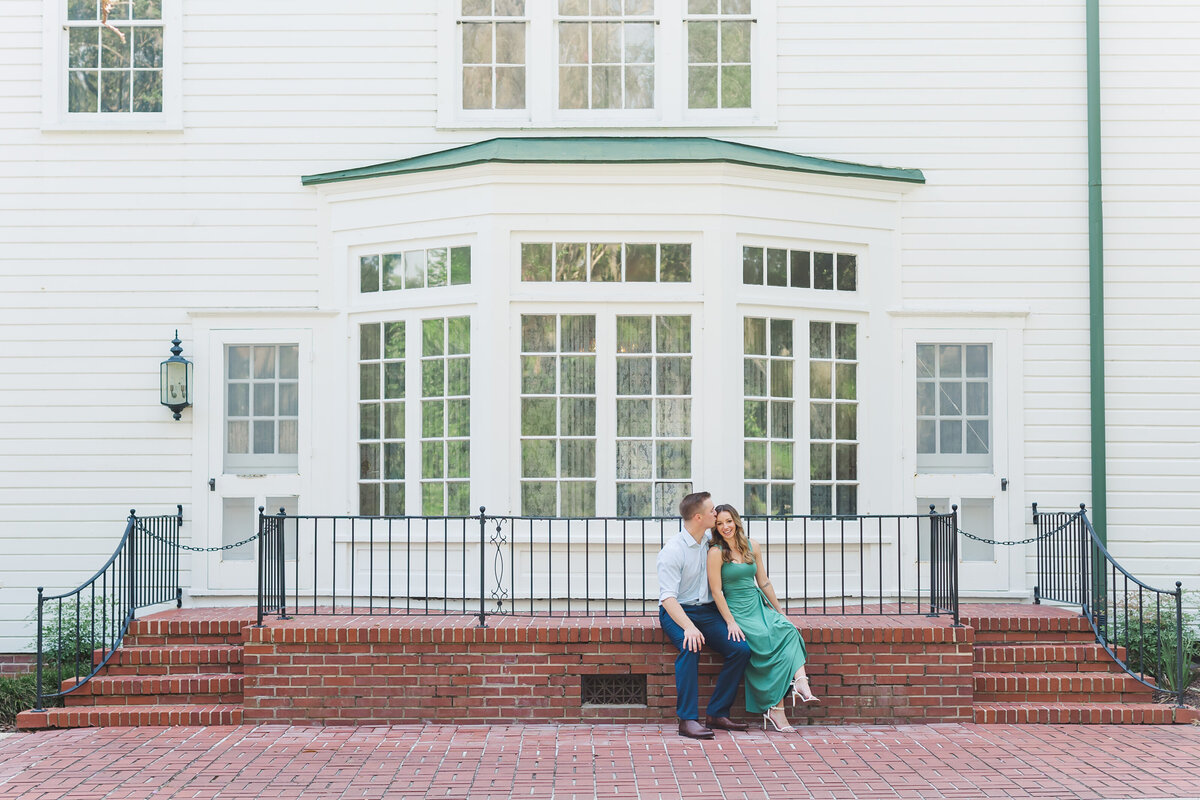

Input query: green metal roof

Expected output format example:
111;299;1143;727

301;137;924;186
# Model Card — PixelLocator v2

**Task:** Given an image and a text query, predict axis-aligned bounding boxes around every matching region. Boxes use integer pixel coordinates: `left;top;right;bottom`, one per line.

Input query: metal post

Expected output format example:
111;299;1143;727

33;587;45;712
127;510;137;616
926;505;938;617
255;507;265;627
175;504;184;606
276;509;288;619
950;505;961;626
478;506;487;628
1084;506;1094;618
1032;502;1041;604
1176;582;1186;708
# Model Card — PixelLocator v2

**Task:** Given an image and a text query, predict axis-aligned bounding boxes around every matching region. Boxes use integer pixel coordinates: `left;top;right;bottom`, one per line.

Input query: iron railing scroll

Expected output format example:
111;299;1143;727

33;507;183;711
256;510;961;627
1034;503;1188;707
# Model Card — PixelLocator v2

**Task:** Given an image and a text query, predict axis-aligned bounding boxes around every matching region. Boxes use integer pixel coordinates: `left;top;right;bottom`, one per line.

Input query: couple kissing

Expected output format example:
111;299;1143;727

657;491;818;739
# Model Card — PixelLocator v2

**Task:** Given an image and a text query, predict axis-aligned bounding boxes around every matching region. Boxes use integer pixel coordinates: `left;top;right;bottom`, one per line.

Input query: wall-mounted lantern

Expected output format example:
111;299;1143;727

160;330;193;420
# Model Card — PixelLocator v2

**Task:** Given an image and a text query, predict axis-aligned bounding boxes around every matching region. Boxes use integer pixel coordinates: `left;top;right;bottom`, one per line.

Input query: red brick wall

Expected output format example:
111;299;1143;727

242;616;973;726
0;654;36;677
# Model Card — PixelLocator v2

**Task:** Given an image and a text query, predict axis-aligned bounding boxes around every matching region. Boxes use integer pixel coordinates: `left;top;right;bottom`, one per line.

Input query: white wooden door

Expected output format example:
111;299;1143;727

903;331;1017;596
204;331;310;593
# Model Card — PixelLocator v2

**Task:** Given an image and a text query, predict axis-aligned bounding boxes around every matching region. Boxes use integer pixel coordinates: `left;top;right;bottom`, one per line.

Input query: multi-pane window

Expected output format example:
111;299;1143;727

743;246;857;292
521;242;691;282
225;345;299;473
809;322;857;516
360;246;471;294
520;315;597;516
558;0;655;110
616;315;692;516
66;0;163;113
685;1;751;109
358;322;405;516
461;0;527;110
916;344;991;471
743;318;794;516
422;318;472;515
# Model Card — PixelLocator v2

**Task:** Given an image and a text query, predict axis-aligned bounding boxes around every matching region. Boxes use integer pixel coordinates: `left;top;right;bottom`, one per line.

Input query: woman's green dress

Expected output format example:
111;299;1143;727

720;554;808;714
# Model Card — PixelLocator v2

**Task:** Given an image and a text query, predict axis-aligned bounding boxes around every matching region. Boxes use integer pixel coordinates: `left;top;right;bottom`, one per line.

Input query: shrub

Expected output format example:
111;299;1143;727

1110;591;1200;692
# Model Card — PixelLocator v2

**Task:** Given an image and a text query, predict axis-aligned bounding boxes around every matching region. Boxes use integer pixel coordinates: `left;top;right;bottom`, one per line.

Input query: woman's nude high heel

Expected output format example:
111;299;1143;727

789;675;819;707
762;706;795;732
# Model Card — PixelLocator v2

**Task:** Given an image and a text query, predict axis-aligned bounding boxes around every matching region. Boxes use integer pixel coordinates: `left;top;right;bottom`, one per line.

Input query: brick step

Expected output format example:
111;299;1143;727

973;702;1199;725
962;613;1096;644
975;643;1127;672
16;704;243;731
973;671;1154;704
971;629;1097;644
125;617;255;647
92;645;243;675
62;673;243;707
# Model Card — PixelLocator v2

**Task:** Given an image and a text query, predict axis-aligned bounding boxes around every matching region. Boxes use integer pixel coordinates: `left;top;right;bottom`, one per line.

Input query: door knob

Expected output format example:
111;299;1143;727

1001;478;1008;491
208;478;216;491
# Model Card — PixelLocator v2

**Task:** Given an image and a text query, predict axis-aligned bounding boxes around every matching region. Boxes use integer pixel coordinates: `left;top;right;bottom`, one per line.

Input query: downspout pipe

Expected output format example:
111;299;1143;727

1087;0;1107;545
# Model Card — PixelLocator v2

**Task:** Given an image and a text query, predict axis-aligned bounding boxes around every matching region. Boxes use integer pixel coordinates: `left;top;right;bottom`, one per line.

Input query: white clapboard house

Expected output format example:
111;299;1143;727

1;0;1198;656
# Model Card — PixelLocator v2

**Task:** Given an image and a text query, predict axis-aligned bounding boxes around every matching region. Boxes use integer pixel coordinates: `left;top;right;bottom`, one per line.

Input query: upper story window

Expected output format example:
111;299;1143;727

45;0;181;130
557;0;655;110
67;0;163;113
439;0;776;128
461;0;527;110
685;0;751;109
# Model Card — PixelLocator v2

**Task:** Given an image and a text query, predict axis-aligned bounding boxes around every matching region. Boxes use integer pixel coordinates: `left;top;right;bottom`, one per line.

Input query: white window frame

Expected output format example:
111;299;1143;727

436;0;777;129
223;343;302;474
914;342;993;474
349;305;478;518
510;301;703;517
42;0;182;131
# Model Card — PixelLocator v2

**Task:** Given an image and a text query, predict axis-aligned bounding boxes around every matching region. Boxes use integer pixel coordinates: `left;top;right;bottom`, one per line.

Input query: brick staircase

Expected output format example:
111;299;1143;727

964;609;1197;724
16;614;253;730
16;605;1196;730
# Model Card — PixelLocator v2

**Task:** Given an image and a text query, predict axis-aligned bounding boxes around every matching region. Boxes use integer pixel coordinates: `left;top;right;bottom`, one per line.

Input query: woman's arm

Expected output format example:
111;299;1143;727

707;547;745;642
752;541;787;615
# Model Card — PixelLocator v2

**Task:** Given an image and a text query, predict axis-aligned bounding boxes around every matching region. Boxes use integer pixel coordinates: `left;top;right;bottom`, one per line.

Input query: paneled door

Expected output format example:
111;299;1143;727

205;331;309;593
905;333;1018;596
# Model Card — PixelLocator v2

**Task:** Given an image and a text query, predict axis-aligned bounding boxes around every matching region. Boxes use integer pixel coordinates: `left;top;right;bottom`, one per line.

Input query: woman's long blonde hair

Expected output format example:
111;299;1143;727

710;504;755;565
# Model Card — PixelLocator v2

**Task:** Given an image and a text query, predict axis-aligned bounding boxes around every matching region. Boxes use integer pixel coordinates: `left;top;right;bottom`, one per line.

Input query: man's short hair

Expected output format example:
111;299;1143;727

678;491;712;521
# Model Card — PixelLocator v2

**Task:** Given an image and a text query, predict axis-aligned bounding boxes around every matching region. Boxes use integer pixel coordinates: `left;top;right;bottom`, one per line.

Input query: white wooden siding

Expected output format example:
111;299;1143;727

1;0;1198;651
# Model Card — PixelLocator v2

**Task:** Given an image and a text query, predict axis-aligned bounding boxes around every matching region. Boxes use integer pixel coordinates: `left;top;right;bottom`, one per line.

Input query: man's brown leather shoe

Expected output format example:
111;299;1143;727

678;719;715;739
705;715;748;732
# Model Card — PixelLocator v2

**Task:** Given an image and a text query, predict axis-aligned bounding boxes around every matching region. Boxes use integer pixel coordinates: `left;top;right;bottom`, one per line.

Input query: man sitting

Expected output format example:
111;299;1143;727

657;491;752;739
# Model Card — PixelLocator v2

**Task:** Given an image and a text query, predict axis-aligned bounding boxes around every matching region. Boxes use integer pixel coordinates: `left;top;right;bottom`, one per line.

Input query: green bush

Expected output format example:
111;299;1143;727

0;666;82;728
36;597;122;677
0;673;38;727
1110;592;1200;692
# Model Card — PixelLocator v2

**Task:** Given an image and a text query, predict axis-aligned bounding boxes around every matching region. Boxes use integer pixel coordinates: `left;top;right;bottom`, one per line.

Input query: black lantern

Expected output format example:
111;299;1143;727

160;330;193;420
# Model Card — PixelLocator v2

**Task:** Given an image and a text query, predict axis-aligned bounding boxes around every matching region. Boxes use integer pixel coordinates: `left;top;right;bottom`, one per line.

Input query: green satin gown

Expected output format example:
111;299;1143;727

720;557;808;714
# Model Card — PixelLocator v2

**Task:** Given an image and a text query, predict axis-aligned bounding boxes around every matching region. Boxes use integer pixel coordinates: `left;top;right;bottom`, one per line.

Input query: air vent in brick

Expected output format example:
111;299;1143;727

581;674;647;706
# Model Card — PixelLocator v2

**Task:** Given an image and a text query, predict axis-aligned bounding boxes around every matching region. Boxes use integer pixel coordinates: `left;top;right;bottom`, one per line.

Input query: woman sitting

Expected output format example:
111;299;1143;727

707;503;818;732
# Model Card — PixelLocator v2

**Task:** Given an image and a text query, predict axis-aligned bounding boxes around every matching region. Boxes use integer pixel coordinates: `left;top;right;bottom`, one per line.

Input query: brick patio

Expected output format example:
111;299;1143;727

2;723;1200;799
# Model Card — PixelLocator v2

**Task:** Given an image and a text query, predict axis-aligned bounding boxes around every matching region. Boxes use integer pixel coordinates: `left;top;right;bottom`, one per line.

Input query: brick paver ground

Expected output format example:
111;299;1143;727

1;723;1199;800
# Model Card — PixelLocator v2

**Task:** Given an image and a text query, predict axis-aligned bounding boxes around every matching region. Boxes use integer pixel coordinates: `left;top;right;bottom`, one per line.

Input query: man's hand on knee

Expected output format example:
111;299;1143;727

683;625;705;652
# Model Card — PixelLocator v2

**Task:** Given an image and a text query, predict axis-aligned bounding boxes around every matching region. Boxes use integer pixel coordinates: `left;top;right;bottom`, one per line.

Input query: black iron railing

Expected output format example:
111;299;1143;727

255;507;961;626
1034;504;1189;706
33;507;183;711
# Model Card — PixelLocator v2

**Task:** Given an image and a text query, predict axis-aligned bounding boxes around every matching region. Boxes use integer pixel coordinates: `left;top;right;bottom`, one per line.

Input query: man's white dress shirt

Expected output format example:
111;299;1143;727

657;529;713;606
